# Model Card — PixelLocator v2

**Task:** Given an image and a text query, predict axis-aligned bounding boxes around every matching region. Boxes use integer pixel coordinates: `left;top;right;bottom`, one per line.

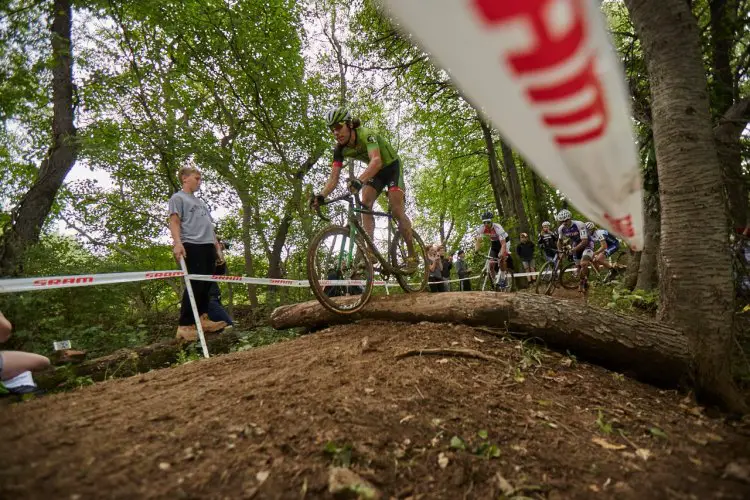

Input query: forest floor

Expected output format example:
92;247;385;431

2;302;750;499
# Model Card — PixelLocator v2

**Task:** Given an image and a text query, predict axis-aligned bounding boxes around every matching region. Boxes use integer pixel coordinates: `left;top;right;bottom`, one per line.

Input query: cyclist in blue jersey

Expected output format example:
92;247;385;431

585;222;620;282
555;209;594;292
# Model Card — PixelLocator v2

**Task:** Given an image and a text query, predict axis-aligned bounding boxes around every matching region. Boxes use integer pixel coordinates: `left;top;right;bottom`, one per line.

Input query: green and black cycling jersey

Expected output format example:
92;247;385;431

332;127;399;168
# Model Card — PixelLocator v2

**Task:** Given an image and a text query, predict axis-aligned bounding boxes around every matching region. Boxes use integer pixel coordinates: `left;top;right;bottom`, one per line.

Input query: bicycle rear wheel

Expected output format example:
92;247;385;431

307;225;374;314
560;261;580;290
390;229;428;293
536;261;556;295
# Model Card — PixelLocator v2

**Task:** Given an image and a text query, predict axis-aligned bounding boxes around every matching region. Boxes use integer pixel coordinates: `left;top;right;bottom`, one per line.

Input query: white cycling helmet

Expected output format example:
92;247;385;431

555;209;572;222
542;221;551;228
585;222;595;231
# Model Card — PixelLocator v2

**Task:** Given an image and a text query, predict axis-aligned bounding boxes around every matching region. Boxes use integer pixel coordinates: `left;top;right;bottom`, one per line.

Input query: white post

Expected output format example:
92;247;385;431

179;257;210;359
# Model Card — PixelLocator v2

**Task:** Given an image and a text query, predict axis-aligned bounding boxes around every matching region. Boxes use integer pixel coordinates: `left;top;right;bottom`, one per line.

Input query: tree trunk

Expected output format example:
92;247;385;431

708;0;747;231
708;0;736;121
270;292;690;386
499;140;531;235
0;0;77;276
635;194;660;291
622;251;641;291
528;166;551;228
625;0;743;411
714;98;750;231
479;117;510;218
241;199;259;307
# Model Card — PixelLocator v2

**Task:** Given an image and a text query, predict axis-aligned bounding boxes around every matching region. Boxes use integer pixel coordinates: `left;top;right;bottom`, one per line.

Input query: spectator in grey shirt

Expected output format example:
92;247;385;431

168;165;227;340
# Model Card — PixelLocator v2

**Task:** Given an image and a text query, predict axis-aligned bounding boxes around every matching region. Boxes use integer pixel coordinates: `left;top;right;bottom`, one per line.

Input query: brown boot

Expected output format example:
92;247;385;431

200;314;227;333
176;325;198;341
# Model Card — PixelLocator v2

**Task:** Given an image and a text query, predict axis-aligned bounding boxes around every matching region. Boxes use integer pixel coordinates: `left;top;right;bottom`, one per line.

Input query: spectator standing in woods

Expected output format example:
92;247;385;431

168;164;228;340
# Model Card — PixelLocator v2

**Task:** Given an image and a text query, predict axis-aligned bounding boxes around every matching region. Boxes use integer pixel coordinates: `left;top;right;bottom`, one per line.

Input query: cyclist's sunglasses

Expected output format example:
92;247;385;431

482;219;492;224
329;122;346;132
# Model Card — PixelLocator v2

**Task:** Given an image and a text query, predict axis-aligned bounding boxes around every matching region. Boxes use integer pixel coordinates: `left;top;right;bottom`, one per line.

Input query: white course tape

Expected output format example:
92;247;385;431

0;268;580;295
0;270;185;293
377;0;644;250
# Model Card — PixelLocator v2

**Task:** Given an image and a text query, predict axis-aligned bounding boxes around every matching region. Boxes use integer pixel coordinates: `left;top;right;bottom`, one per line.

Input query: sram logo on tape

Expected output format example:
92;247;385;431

145;271;184;279
269;279;294;285
33;277;94;286
212;275;242;281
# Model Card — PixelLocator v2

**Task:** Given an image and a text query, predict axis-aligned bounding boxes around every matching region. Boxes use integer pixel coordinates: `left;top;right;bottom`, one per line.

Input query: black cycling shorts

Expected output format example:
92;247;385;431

366;159;404;195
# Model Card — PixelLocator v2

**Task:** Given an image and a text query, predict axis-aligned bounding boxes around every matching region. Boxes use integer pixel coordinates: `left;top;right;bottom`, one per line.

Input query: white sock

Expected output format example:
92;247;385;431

2;370;36;389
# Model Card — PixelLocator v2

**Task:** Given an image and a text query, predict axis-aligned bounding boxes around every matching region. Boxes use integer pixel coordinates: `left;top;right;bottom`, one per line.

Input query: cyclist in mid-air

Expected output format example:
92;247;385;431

555;209;594;292
474;211;512;283
312;107;416;271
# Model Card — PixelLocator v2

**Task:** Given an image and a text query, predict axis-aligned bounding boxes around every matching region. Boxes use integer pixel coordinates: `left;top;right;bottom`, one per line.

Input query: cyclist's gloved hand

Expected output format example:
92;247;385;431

347;178;363;194
310;194;325;209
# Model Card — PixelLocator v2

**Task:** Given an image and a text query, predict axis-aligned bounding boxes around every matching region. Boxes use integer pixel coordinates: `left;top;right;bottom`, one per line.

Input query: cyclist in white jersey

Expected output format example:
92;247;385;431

585;222;620;282
474;211;511;275
555;209;594;291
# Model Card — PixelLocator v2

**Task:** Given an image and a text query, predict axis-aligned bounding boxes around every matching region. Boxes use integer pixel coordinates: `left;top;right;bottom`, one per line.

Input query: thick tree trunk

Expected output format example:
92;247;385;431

635;195;660;291
270;292;690;387
479;118;510;218
499;140;531;235
625;0;743;411
0;0;77;276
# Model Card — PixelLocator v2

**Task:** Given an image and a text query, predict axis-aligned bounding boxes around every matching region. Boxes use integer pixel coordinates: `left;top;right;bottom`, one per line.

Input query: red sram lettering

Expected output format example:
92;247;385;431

33;277;94;287
212;275;242;281
145;271;184;279
472;0;607;146
603;213;635;238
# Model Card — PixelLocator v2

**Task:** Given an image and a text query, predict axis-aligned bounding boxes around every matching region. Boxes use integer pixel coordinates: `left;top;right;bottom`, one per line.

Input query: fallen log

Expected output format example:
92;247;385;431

35;331;239;391
271;292;690;387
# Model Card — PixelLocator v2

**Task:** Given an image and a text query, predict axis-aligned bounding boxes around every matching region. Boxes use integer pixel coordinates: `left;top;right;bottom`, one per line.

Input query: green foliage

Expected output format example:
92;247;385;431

232;326;300;352
323;441;353;467
449;432;501;459
174;346;201;366
54;365;95;391
604;288;659;313
595;410;613;435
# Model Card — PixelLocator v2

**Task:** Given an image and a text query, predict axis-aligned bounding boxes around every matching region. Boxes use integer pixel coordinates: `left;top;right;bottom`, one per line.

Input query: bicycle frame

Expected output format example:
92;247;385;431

316;192;409;277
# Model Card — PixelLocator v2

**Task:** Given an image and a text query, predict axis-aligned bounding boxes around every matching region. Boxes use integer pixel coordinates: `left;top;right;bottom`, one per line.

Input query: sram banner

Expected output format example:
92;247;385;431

378;0;644;249
0;270;185;293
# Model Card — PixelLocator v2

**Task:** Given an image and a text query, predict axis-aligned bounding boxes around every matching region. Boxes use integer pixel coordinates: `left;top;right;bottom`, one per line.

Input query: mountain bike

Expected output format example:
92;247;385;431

307;192;428;314
535;246;578;295
479;248;514;292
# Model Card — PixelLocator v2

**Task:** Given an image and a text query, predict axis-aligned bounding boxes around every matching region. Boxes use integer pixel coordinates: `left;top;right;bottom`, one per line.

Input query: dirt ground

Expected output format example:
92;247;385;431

1;319;749;499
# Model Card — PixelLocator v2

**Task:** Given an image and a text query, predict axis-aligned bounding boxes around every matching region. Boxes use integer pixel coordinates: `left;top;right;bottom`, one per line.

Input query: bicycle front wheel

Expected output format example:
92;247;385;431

560;261;580;290
536;261;556;295
307;225;374;314
390;229;429;293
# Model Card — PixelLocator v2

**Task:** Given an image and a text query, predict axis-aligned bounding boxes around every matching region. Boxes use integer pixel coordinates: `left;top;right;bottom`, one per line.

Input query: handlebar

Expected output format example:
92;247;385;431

312;192;355;222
